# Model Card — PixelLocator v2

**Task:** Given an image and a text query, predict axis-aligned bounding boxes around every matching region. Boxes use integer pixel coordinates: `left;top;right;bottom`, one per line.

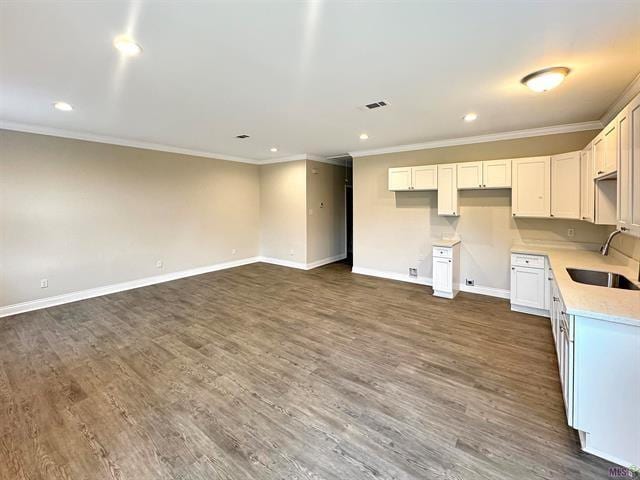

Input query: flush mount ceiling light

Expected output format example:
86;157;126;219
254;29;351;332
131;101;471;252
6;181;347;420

270;147;278;153
463;112;478;122
521;66;570;93
53;101;73;111
113;35;142;56
359;133;369;140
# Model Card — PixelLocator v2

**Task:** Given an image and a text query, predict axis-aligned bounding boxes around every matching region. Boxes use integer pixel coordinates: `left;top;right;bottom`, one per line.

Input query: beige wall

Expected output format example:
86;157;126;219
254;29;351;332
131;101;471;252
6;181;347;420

353;130;614;292
306;160;346;264
612;234;640;262
0;130;260;307
259;160;308;263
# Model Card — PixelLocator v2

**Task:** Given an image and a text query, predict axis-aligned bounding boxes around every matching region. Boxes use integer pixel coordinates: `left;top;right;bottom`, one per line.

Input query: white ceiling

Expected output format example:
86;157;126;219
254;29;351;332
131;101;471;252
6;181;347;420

1;1;639;162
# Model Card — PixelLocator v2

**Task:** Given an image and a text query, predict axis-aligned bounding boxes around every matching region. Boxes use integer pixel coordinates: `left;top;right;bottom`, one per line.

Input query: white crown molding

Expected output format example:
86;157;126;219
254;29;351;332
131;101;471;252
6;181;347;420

0;120;261;164
348;121;603;158
600;72;640;125
259;153;347;167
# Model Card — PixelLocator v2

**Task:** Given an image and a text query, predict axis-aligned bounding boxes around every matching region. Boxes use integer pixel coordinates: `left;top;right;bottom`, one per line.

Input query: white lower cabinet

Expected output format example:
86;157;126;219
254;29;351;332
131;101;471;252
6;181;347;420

432;244;460;298
510;253;548;314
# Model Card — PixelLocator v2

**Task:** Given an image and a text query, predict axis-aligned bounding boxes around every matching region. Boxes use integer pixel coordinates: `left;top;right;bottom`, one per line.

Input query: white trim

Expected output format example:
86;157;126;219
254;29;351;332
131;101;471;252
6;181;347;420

582;445;634;469
600;73;640;125
348;121;603;158
0;256;261;318
352;266;511;300
305;253;347;269
510;304;550;318
459;283;510;299
257;253;346;270
351;266;432;286
0;121;260;164
259;154;347;167
257;256;308;270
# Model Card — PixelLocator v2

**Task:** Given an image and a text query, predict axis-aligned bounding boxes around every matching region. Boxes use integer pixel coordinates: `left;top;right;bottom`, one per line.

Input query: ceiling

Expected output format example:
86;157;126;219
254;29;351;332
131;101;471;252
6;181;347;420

1;1;639;162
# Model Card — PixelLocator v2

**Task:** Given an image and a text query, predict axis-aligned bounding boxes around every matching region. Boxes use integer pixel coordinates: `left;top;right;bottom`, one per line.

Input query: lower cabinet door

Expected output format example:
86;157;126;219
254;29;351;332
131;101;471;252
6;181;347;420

433;257;452;293
510;266;546;309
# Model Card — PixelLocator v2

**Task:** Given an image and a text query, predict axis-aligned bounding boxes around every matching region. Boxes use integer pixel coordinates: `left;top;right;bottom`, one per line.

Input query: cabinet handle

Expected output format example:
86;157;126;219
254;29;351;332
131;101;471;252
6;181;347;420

553;296;559;302
448;260;452;263
548;277;552;281
597;170;604;174
550;214;554;217
511;267;515;270
513;213;516;217
582;216;587;220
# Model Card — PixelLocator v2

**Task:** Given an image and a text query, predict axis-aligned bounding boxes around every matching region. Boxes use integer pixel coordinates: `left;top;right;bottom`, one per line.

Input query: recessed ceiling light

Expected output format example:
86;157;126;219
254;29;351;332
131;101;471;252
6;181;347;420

270;147;278;153
359;133;369;140
113;35;142;56
521;66;570;93
53;101;73;112
463;113;478;122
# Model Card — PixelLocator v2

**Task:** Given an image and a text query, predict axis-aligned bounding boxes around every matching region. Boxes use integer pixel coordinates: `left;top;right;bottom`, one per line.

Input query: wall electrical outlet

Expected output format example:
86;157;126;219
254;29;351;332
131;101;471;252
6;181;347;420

465;279;475;286
156;260;163;269
567;228;575;238
409;268;418;277
231;248;237;255
289;249;295;256
40;279;48;288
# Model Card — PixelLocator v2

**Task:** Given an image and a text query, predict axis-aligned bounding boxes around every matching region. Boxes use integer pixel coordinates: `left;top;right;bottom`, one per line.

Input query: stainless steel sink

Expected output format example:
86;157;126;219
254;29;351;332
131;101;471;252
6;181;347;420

566;268;639;290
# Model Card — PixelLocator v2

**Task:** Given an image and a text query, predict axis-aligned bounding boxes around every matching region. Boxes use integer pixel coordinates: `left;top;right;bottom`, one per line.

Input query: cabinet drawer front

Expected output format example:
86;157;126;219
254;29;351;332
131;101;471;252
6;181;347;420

433;247;453;259
511;254;545;269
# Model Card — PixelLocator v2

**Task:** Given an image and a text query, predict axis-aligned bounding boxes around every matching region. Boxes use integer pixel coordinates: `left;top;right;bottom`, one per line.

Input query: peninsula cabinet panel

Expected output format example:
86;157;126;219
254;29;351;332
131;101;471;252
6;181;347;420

512;156;551;218
483;159;512;188
551;151;581;219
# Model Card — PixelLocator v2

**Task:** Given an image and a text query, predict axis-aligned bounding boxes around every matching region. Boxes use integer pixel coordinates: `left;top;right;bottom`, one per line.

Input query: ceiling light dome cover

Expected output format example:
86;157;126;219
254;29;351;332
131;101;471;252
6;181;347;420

521;66;570;92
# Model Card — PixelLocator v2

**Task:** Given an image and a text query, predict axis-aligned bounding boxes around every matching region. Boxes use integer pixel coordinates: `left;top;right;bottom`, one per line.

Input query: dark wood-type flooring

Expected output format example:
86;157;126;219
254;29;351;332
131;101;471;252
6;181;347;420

0;262;615;479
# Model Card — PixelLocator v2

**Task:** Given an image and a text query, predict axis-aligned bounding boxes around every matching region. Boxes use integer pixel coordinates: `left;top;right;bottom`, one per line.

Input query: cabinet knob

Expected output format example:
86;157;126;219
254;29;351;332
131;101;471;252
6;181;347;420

511;267;515;270
597;170;604;174
479;184;482;187
513;213;516;216
621;227;628;231
448;260;452;263
560;325;565;333
550;214;554;217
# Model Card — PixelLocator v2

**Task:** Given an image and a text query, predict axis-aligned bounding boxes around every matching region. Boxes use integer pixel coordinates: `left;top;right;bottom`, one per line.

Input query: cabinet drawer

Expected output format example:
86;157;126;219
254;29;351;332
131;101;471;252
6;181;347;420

433;247;452;259
511;253;545;269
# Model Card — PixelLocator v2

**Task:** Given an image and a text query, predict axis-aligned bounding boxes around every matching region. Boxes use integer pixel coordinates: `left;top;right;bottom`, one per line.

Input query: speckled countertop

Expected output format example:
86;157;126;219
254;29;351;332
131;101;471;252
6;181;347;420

432;238;461;248
512;244;640;326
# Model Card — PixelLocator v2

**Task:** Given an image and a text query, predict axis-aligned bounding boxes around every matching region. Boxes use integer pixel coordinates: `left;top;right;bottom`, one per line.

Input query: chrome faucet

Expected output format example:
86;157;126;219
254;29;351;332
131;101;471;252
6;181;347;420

600;229;623;256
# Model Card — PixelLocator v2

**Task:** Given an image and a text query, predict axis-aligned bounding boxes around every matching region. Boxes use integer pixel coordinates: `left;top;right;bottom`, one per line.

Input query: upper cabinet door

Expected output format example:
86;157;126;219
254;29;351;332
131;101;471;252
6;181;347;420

621;93;640;237
412;165;438;190
580;147;594;222
388;167;412;191
483;159;512;188
512;156;551;218
437;163;459;216
594;121;617;178
551;151;581;219
456;161;483;189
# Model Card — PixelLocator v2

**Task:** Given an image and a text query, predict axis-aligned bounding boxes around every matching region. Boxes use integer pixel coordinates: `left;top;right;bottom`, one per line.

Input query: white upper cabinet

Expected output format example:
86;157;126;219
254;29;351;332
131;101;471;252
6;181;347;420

580;147;595;222
437;163;459;216
388;165;437;191
551;151;581;219
412;165;438;190
617;92;640;237
593;120;617;179
457;161;483;189
512;156;551;218
388;167;413;191
456;159;512;189
483;159;512;188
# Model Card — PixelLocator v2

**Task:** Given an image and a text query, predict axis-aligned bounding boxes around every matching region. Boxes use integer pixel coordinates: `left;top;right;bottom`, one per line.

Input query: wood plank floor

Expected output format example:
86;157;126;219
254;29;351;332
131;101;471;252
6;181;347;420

0;262;615;479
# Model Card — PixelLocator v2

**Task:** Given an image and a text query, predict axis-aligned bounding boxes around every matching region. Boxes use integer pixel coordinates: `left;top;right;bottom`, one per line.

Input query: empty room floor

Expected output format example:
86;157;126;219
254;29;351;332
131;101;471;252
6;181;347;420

0;262;614;479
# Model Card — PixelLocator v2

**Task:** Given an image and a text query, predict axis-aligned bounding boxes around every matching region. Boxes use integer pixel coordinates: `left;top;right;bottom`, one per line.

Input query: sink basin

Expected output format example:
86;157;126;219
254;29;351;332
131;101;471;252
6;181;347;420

566;268;639;290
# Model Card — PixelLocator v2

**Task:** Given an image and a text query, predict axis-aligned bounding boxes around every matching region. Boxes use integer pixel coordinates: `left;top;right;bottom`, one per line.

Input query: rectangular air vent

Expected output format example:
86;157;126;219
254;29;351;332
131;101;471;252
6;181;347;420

235;134;250;139
365;101;388;109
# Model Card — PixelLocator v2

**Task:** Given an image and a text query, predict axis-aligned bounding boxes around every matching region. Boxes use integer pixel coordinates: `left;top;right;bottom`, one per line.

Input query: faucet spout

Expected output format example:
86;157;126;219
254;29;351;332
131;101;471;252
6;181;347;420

600;229;622;256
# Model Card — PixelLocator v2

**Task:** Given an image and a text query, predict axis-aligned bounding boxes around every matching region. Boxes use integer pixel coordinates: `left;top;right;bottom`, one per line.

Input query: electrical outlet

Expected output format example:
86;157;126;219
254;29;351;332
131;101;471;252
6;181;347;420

231;248;237;255
320;202;325;208
567;228;575;238
156;260;163;269
409;268;418;277
40;279;48;288
465;279;475;286
289;249;295;256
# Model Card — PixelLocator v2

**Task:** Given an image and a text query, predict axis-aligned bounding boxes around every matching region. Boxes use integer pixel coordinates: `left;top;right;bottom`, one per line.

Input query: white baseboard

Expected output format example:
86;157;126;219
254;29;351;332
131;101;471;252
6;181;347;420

351;266;432;286
510;304;550;318
258;253;346;271
351;266;510;300
0;256;260;319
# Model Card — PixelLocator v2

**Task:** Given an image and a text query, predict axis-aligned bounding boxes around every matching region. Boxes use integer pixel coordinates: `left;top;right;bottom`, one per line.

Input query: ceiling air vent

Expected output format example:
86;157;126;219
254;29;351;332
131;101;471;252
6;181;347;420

365;101;388;109
235;134;250;139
